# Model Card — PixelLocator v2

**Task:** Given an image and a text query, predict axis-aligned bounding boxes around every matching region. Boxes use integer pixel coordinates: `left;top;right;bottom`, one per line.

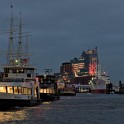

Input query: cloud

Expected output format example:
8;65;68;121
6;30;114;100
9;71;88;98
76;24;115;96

0;0;124;82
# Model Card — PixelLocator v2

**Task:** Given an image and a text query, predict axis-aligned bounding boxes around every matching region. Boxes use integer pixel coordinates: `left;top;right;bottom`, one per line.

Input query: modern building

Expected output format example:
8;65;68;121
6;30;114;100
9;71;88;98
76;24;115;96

56;47;98;86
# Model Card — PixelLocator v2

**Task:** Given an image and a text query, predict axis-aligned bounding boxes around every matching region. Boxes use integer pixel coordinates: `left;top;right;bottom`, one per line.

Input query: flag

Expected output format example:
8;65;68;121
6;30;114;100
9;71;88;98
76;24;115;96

21;58;28;63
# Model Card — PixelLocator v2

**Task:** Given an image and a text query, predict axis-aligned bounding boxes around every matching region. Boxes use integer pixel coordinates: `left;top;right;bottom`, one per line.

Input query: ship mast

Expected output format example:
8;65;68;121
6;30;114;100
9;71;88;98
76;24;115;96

7;5;14;65
25;34;30;64
17;12;22;59
95;46;99;78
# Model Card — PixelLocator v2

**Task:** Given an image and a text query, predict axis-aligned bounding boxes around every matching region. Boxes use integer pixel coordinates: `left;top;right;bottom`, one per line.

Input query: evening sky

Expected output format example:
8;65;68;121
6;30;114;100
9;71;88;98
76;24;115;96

0;0;124;83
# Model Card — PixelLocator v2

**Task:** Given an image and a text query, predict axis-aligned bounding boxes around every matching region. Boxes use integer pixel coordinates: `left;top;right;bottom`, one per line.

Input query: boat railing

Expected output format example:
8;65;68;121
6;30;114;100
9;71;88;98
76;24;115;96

0;78;24;82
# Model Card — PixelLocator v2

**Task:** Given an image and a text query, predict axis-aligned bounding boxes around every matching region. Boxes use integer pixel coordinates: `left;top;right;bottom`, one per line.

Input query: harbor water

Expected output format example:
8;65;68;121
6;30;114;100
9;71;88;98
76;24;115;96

0;93;124;124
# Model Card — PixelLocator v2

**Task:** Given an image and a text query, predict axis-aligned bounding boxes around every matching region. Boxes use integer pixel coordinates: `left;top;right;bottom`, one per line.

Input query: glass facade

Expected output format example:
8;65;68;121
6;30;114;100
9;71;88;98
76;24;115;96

57;47;98;85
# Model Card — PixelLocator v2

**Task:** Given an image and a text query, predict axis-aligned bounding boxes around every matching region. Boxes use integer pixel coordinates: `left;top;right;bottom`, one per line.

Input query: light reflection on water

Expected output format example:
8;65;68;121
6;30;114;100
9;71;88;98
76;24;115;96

0;94;124;124
0;108;27;123
0;101;52;124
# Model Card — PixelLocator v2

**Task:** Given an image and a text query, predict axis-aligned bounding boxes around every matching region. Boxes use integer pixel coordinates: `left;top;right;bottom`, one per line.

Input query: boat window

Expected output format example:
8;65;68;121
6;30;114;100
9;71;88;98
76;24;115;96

12;69;16;73
20;69;24;73
22;87;28;94
40;78;43;83
27;70;31;73
46;88;50;93
26;68;35;74
9;69;12;73
0;86;6;93
4;74;8;77
11;69;24;73
40;88;47;93
41;87;56;94
25;79;34;82
14;87;18;94
24;69;27;73
3;78;24;82
43;88;47;93
27;74;31;77
18;87;22;94
27;88;32;95
50;88;55;94
4;68;9;73
40;89;44;93
7;86;13;93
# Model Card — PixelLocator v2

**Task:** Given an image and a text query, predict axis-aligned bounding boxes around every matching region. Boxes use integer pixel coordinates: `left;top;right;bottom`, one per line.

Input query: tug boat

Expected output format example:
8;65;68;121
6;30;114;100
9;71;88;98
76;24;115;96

0;7;41;109
37;69;60;102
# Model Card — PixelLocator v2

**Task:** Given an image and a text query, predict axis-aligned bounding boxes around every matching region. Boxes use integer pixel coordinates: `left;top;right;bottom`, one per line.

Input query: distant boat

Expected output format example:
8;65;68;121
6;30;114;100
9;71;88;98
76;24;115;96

60;84;76;96
75;84;91;93
114;81;124;94
89;65;110;93
60;90;76;96
37;69;60;102
0;6;41;109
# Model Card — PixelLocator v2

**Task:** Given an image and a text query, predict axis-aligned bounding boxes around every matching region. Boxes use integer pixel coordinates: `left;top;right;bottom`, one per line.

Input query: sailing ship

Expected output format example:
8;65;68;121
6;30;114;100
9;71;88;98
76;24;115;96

0;6;41;109
37;69;60;102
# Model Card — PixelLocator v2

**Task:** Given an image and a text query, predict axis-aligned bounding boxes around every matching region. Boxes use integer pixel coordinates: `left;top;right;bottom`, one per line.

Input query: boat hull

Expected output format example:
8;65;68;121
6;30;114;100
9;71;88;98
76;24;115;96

91;89;106;94
0;99;41;110
60;91;76;96
90;78;107;94
40;93;60;102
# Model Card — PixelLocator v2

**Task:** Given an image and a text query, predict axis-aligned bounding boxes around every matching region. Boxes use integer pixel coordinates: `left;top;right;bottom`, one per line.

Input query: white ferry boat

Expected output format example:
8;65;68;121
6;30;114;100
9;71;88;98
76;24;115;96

0;6;41;109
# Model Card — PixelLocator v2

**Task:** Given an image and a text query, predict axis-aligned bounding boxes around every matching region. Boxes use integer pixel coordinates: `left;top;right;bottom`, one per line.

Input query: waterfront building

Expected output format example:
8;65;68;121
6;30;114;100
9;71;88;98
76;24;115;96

55;47;98;92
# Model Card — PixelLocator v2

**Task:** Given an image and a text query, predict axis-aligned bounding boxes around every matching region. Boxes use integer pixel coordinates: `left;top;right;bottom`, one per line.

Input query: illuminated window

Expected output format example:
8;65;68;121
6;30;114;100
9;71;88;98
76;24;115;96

34;87;39;97
0;86;6;93
47;88;50;93
14;87;18;94
40;89;44;93
22;87;28;94
49;88;54;94
43;89;47;93
18;87;22;94
7;87;13;93
27;88;32;95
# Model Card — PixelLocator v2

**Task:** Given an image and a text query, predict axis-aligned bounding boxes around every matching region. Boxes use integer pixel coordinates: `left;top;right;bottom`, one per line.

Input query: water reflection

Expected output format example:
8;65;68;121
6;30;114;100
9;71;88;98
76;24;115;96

0;108;28;123
0;102;52;124
0;94;124;124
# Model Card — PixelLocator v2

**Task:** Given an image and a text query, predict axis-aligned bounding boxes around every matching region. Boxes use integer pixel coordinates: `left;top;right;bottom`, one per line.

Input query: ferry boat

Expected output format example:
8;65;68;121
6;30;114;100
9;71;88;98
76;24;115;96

37;69;60;102
0;7;41;109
